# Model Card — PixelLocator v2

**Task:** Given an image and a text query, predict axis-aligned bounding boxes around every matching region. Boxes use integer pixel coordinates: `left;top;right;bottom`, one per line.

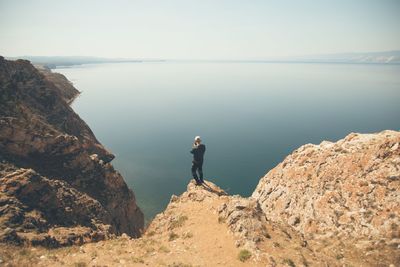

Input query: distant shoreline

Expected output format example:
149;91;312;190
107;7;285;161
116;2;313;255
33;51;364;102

5;50;400;69
163;59;400;65
48;59;400;70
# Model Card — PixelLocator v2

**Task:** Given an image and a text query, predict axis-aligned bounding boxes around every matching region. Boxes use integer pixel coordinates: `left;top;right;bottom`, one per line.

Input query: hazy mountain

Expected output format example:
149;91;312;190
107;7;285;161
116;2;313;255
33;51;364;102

5;56;143;69
6;50;400;68
286;50;400;64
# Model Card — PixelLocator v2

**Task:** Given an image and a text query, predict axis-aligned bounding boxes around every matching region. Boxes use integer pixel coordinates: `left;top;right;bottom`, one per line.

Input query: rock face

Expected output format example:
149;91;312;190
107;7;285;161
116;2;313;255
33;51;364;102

0;164;112;246
37;66;80;104
218;196;269;251
0;57;143;247
252;130;400;242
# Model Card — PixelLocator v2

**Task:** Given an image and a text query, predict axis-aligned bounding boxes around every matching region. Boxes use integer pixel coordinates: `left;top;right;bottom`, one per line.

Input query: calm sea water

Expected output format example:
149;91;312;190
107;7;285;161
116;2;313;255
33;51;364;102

56;62;400;222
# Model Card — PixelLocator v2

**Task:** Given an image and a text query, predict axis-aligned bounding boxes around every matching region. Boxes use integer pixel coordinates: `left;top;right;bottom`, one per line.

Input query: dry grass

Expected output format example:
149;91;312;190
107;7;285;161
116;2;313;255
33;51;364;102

74;262;87;267
283;258;296;267
182;232;193;239
147;230;156;237
19;248;31;256
167;263;193;267
131;256;145;263
145;246;156;253
170;215;188;229
159;245;170;253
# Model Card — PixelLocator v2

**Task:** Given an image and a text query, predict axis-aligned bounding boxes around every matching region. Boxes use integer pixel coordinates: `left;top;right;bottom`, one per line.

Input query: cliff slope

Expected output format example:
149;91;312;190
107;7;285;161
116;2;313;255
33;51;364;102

253;130;399;241
0;57;143;247
252;130;400;265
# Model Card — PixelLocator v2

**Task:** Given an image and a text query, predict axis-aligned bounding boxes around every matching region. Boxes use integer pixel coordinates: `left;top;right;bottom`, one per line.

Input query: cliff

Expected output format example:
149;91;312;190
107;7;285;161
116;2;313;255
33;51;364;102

0;56;398;266
251;130;400;266
2;150;398;266
0;57;144;247
253;130;400;242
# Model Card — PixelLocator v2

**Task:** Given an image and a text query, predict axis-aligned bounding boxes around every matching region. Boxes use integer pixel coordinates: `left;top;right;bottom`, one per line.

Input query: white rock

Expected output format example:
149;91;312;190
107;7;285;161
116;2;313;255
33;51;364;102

391;143;398;151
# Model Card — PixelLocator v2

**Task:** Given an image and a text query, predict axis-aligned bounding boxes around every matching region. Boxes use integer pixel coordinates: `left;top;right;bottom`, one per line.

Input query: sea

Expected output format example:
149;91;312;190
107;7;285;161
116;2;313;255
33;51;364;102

56;61;400;222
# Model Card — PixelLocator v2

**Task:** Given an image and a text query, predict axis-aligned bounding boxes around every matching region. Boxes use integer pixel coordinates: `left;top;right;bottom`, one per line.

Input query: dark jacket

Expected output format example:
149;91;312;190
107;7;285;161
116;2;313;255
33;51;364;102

190;143;206;163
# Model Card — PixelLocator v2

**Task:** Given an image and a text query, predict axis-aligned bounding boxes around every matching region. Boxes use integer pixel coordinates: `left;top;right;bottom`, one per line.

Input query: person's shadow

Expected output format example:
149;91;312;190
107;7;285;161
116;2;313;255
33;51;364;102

201;181;228;196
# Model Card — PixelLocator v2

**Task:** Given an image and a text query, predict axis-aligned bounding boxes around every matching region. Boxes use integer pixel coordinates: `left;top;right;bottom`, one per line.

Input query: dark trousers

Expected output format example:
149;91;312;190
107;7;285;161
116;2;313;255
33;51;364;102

191;161;203;183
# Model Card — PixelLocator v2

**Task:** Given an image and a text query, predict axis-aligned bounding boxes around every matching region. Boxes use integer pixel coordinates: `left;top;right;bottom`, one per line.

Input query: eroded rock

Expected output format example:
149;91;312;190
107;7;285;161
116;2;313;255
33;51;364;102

218;196;269;251
0;57;143;247
252;130;400;244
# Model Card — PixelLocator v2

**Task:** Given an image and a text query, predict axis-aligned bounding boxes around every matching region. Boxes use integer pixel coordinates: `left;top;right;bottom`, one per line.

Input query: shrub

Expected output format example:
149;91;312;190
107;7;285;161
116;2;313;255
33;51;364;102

336;254;344;260
238;249;251;262
147;230;156;237
169;232;179;241
273;242;281;248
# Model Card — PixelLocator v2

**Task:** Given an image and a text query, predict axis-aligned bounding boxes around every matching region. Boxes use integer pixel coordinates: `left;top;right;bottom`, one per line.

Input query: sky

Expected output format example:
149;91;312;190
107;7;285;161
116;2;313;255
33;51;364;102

0;0;399;59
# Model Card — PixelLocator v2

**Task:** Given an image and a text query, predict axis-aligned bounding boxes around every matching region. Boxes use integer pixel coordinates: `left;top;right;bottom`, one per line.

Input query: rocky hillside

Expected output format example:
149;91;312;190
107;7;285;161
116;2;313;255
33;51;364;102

1;180;337;266
2;171;398;266
253;130;400;242
251;130;400;266
0;57;143;247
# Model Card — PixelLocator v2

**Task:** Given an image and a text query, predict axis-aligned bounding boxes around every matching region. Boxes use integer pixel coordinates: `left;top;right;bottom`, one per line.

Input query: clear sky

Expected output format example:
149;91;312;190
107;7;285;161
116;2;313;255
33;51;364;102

0;0;399;59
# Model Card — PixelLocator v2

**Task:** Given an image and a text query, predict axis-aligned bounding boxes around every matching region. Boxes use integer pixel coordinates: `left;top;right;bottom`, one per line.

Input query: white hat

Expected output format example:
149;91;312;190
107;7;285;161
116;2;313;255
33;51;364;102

194;136;201;141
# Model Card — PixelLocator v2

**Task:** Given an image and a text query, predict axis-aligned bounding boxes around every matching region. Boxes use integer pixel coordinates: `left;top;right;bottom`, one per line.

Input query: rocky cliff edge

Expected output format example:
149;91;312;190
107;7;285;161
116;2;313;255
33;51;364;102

0;57;144;247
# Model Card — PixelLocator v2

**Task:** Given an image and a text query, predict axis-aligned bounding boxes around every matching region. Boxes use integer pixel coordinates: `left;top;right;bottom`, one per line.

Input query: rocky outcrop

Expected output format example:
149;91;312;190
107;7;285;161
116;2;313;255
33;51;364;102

145;130;400;266
0;163;112;246
146;180;339;266
252;130;400;248
0;57;143;247
37;67;80;104
158;130;400;265
218;196;269;251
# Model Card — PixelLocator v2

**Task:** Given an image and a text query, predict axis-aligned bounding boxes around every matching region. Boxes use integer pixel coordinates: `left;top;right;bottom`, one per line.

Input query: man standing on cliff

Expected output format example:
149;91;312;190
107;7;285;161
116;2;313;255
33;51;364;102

190;136;206;185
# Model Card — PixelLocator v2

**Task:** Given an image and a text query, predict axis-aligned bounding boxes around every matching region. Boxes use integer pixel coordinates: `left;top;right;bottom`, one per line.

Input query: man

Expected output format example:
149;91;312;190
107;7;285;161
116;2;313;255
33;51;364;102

190;136;206;185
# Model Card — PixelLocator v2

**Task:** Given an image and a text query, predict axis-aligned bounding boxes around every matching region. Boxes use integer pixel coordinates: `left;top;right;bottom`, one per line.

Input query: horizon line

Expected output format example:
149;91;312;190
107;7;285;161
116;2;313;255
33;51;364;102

3;49;400;61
